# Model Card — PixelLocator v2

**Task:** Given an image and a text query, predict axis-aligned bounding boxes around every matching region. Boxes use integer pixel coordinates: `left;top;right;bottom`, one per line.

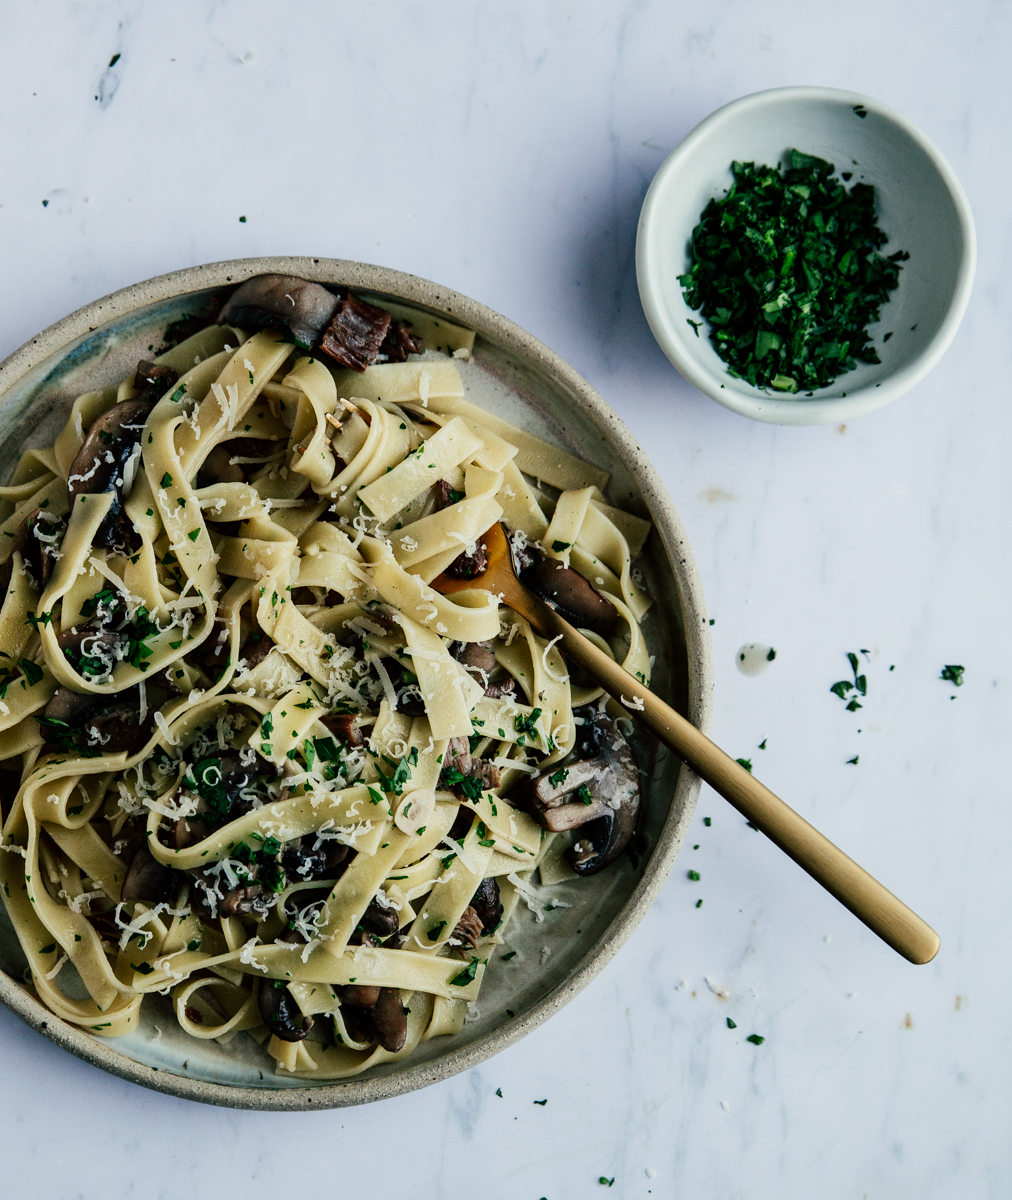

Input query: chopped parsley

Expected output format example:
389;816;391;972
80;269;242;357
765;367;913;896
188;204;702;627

746;1034;765;1045
449;959;480;987
726;1018;737;1029
548;767;569;788
679;149;907;393
940;664;965;687
735;757;752;773
830;651;868;711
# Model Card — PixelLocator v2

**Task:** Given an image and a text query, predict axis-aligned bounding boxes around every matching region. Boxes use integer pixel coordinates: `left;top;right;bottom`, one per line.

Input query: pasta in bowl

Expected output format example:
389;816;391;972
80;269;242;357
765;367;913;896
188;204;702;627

0;260;709;1106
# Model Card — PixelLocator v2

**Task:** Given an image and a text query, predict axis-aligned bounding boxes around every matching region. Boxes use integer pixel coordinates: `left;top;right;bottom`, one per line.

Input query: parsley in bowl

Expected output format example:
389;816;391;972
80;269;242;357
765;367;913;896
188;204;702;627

636;87;975;425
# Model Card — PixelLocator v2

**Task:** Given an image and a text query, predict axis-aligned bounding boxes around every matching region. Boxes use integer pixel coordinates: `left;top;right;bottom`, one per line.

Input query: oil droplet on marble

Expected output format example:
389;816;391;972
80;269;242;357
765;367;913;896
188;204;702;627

735;643;776;676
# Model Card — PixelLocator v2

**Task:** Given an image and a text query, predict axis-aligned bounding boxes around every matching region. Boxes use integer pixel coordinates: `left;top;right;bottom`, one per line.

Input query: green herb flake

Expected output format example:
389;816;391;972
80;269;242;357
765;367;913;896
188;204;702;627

735;758;752;773
941;664;965;687
688;869;700;881
534;1098;547;1106
747;1033;765;1045
160;472;172;488
449;959;480;987
846;755;859;765
727;1017;737;1029
703;817;711;826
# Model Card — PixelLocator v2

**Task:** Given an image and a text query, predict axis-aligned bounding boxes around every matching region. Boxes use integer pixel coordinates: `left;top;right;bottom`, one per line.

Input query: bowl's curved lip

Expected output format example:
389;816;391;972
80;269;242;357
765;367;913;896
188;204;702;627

0;256;713;1110
635;85;977;426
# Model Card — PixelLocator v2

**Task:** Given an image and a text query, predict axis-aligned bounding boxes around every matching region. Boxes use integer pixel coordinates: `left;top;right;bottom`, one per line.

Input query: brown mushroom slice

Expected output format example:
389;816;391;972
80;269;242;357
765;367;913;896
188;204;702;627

319;292;392;371
196;444;246;487
369;987;408;1053
1;507;64;594
132;360;179;404
217;274;340;348
122;846;179;904
528;716;640;875
521;558;618;636
258;979;314;1042
40;685;155;755
452;906;484;951
450;640;496;684
378;319;424;363
67;398;156;552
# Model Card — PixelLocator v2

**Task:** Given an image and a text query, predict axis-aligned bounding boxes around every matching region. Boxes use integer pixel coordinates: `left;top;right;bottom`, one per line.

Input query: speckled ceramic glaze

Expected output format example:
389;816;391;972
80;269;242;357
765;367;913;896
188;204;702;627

0;258;712;1109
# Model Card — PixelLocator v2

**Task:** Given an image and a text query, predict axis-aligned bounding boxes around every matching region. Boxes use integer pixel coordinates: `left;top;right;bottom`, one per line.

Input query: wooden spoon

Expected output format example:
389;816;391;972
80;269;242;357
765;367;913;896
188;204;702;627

433;523;940;965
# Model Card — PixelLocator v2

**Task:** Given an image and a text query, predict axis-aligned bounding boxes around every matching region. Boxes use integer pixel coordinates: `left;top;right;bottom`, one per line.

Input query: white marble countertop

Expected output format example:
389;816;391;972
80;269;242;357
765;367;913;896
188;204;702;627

1;2;1009;1195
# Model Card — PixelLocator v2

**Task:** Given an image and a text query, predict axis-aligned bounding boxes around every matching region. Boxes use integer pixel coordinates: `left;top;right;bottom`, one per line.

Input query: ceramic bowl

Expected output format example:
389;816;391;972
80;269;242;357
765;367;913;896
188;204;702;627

0;257;712;1109
636;87;976;425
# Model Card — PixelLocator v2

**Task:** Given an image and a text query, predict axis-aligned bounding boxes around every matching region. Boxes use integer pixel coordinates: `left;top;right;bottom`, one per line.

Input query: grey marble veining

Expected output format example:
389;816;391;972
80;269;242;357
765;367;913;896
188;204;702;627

0;1;1009;1196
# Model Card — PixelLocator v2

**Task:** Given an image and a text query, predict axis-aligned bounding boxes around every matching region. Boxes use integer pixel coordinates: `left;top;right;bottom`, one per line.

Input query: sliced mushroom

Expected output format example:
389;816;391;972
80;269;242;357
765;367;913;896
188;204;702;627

319;292;391;371
0;507;64;595
40;685;155;755
368;988;409;1053
320;712;368;748
394;787;435;836
358;896;400;940
452;906;484;951
217;274;340;348
527;714;640;875
469;876;504;934
132;360;179;405
258;978;313;1042
522;559;618;636
122;846;179;904
220;884;263;917
439;737;501;799
450;640;495;683
196;444;245;487
378;319;424;363
67;398;156;552
340;984;381;1009
452;878;503;951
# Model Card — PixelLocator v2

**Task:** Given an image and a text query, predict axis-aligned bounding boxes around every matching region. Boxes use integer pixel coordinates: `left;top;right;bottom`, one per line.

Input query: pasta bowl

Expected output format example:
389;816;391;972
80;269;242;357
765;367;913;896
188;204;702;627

0;258;711;1109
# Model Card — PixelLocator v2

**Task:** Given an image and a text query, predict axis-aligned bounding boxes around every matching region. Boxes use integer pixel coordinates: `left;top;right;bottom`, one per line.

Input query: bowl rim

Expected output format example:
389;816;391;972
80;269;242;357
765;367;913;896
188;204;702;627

635;85;977;426
0;256;713;1110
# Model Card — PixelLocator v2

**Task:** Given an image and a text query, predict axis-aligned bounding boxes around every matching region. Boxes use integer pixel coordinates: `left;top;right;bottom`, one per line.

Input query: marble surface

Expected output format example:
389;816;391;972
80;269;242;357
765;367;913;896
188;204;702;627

0;2;1009;1195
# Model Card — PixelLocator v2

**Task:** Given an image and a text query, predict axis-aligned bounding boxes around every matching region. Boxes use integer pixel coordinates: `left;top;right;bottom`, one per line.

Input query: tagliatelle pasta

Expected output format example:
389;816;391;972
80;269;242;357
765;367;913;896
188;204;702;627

0;280;654;1077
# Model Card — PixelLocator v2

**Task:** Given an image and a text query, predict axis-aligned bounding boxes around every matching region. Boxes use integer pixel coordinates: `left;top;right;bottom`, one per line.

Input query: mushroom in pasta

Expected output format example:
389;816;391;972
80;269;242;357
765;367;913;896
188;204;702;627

339;985;408;1053
40;685;156;755
122;846;179;904
258;979;314;1042
451;877;504;950
0;507;65;595
67;397;157;552
217;274;340;349
522;558;618;636
527;714;640;875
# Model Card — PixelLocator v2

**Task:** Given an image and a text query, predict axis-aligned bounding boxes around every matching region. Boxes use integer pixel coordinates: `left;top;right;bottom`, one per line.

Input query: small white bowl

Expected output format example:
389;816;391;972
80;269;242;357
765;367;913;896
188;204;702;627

636;87;976;425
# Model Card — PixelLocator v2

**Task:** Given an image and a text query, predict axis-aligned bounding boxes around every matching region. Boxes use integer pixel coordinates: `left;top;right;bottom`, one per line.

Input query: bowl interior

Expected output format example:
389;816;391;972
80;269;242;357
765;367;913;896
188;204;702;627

638;88;973;422
0;273;704;1105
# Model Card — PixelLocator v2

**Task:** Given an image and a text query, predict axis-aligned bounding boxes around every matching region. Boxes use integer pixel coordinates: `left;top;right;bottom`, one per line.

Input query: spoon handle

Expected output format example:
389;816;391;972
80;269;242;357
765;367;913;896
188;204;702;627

536;607;940;965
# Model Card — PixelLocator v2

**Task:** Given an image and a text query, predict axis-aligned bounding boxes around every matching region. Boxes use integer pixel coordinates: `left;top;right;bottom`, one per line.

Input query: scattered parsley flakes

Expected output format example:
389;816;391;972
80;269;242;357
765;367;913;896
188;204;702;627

846;755;859;765
688;869;700;881
941;664;965;687
726;1017;737;1029
735;757;752;773
747;1034;765;1045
